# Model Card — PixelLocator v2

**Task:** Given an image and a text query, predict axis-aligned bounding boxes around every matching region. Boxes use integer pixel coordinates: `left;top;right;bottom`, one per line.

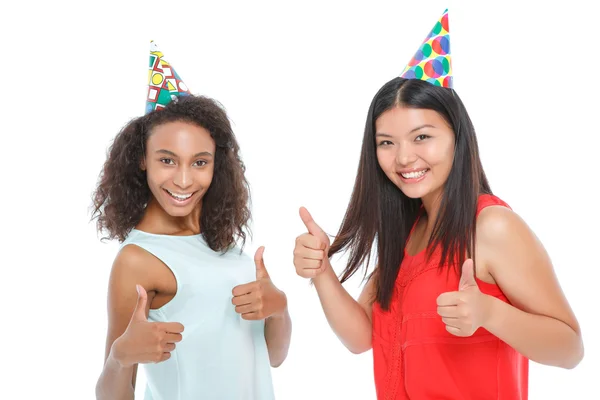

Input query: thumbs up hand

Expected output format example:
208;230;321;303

232;247;287;321
436;259;492;337
112;285;185;367
293;207;331;279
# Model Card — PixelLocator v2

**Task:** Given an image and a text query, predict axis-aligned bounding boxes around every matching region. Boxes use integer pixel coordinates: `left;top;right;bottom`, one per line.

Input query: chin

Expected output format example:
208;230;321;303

396;182;433;200
400;188;427;199
165;207;193;217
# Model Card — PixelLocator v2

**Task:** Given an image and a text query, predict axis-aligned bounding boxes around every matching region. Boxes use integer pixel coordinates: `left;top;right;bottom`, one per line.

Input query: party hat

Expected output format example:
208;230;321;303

400;9;452;88
146;41;191;114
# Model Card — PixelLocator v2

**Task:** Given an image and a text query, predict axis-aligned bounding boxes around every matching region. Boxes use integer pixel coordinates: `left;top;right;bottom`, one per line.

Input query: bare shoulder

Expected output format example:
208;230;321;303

477;205;530;241
107;244;167;316
475;205;540;283
476;205;542;257
111;244;163;286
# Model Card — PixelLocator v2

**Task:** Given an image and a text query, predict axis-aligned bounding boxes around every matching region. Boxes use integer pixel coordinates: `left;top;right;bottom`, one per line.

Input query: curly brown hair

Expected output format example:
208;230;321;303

91;95;251;252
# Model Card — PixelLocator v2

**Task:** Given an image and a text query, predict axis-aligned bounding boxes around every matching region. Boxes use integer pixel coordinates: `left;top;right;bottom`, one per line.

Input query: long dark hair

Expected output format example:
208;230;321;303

329;77;490;310
91;95;251;253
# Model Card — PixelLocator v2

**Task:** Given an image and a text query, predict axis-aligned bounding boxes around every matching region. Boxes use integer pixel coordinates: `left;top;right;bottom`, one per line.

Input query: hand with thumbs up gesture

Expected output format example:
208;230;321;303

293;207;331;279
231;246;287;321
436;259;493;337
111;285;185;367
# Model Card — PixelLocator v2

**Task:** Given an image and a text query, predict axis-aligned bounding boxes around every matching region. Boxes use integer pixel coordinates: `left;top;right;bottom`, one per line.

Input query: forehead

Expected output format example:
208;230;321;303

375;106;451;134
147;121;216;153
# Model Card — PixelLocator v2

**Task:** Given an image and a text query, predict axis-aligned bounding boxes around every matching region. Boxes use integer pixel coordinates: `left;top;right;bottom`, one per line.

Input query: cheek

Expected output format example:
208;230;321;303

421;142;454;169
376;149;394;172
146;166;170;186
198;166;215;186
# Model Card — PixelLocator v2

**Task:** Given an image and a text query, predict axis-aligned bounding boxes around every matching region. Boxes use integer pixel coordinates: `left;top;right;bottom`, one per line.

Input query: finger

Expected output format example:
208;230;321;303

294;247;325;260
163;343;176;352
235;303;258;314
300;233;327;251
232;282;257;297
299;207;327;243
255;246;269;280
161;322;185;334
241;312;261;321
445;325;463;337
165;333;183;343
159;352;172;363
437;305;458;318
232;292;256;306
298;268;324;279
295;258;322;269
441;317;461;329
436;292;460;307
459;258;478;290
133;284;148;321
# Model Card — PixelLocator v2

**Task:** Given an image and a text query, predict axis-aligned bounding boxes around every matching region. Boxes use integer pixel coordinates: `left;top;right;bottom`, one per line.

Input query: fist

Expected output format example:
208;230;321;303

112;285;184;367
231;247;287;320
436;259;491;337
293;207;330;279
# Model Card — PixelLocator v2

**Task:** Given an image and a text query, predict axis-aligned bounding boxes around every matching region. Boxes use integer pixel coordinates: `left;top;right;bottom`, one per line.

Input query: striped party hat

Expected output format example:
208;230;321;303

400;9;452;88
146;41;191;114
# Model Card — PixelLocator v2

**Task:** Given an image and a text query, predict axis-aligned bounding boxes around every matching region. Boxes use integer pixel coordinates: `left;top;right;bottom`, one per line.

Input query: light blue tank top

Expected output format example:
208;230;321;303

120;229;275;400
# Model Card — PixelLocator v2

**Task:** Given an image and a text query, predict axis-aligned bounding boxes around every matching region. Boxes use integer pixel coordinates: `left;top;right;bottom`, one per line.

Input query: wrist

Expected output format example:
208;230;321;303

480;293;501;331
269;291;288;320
311;258;334;286
109;337;132;368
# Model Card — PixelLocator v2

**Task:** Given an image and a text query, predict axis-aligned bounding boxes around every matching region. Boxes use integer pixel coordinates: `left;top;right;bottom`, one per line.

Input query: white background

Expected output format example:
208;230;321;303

2;0;599;399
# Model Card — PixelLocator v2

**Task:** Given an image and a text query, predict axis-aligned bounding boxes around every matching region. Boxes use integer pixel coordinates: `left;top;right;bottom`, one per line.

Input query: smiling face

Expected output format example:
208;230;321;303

142;121;216;218
375;106;455;203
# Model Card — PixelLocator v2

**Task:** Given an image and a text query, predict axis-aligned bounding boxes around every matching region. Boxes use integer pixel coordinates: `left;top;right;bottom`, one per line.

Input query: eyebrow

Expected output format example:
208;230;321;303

156;149;214;158
375;124;436;137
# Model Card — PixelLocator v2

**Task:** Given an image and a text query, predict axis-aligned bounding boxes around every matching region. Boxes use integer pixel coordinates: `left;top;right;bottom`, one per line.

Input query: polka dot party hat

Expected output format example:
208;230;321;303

400;9;452;88
146;41;191;114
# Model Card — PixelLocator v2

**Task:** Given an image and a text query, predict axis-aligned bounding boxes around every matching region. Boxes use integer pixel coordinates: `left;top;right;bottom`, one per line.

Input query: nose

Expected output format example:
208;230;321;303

395;142;417;166
173;166;193;190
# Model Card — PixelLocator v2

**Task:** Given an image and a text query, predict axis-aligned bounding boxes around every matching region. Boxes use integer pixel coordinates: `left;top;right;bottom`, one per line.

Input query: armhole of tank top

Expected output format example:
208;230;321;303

121;242;183;315
474;197;511;293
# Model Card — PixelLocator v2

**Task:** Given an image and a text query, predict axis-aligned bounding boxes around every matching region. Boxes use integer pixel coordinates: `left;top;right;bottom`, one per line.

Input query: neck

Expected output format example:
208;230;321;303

420;189;443;230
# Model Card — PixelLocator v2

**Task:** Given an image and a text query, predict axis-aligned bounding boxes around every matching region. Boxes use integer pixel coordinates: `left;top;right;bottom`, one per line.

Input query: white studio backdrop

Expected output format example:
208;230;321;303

1;0;598;399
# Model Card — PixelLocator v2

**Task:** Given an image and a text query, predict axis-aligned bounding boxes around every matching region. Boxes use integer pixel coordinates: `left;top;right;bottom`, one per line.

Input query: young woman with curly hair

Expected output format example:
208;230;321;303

92;95;290;400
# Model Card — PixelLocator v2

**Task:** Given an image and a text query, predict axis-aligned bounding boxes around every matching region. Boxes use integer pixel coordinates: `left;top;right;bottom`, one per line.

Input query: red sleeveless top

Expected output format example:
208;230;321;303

371;194;528;400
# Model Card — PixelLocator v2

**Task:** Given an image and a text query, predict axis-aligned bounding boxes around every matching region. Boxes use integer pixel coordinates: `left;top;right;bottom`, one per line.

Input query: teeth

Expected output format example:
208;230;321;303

401;170;427;179
166;190;192;200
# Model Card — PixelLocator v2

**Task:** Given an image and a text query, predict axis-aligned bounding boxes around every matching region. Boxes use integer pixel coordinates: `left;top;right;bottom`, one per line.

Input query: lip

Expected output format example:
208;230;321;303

396;168;429;184
397;168;428;174
163;188;196;206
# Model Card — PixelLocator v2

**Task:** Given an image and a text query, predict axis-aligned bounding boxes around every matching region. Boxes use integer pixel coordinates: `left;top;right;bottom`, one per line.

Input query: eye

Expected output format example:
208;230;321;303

378;140;393;146
415;134;430;141
194;160;208;167
159;158;175;165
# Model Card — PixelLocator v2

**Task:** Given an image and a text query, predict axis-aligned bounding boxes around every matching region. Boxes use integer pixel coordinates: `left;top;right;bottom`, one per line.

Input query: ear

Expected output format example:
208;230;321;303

140;157;146;171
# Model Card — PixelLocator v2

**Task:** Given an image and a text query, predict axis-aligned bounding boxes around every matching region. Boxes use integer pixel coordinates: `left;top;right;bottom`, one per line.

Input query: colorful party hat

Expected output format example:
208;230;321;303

146;41;191;114
400;9;452;88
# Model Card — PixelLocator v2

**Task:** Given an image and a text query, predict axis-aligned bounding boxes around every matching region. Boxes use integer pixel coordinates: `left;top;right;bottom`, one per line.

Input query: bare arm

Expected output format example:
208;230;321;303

264;305;292;367
479;206;584;369
294;207;376;355
312;262;376;354
95;245;156;400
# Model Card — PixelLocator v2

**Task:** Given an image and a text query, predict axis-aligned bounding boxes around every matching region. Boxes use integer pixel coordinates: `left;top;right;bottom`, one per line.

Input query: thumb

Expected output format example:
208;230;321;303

132;284;148;321
299;207;328;243
255;246;269;280
459;259;478;291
